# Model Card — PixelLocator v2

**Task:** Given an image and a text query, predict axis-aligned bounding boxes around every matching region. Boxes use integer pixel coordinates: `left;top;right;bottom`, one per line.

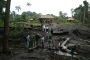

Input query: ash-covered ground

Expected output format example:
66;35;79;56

0;23;90;60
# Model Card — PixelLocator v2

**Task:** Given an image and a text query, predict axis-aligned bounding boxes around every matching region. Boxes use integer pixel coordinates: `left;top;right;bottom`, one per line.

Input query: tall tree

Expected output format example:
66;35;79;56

71;8;74;17
59;11;63;17
74;5;84;22
3;0;11;54
0;0;4;20
15;6;21;12
21;12;27;21
73;0;89;24
10;11;16;21
27;2;31;6
83;0;88;23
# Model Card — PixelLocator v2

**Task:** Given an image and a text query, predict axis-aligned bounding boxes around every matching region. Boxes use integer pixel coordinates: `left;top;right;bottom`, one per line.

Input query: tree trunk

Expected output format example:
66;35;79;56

83;7;85;24
3;0;11;54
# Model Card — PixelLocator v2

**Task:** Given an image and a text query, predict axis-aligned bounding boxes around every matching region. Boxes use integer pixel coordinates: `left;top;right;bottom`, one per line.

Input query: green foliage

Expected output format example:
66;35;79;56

74;5;84;22
10;11;16;21
0;0;4;20
10;11;40;22
15;15;22;22
74;0;89;24
30;20;41;26
10;11;41;27
54;11;68;23
9;27;24;38
9;30;21;38
21;12;27;21
21;11;40;21
55;11;68;23
15;6;21;12
59;11;67;18
0;20;4;27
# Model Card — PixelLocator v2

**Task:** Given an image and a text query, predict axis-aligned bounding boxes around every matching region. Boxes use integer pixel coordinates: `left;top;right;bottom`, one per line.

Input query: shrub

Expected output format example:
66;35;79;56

9;27;24;38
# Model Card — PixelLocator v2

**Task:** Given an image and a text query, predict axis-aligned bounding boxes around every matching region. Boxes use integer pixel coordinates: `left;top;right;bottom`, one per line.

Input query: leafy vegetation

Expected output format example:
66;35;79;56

9;27;23;38
0;0;4;20
9;11;42;27
73;0;89;24
0;20;4;27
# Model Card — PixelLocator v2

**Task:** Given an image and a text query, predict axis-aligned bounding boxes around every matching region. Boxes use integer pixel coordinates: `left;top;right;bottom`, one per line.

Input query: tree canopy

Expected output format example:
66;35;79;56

0;0;5;20
73;0;89;24
10;11;40;22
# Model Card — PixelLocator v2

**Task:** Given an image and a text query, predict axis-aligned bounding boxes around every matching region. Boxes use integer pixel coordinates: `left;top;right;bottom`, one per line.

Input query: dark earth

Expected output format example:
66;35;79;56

0;23;90;60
